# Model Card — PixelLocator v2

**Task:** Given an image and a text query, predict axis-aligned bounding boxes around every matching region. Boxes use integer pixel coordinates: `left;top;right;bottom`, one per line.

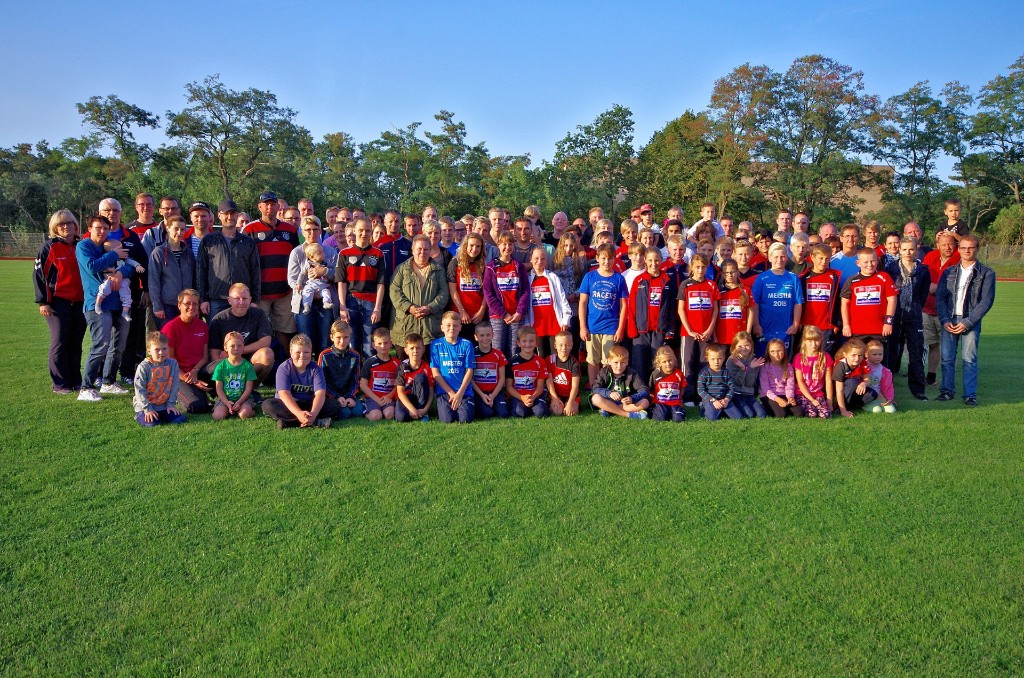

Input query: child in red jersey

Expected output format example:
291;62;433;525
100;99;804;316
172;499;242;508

648;345;686;422
590;345;650;419
840;248;897;342
759;338;803;418
360;327;399;421
547;330;582;417
507;326;549;418
833;338;871;418
676;253;719;405
472;322;509;419
527;247;571;356
794;325;834;419
627;247;672;381
732;239;763;292
395;333;434;422
800;244;841;355
715;259;753;346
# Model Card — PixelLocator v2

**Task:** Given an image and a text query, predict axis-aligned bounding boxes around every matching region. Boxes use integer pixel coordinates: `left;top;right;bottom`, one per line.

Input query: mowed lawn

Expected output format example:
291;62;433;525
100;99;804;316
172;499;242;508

1;259;1022;675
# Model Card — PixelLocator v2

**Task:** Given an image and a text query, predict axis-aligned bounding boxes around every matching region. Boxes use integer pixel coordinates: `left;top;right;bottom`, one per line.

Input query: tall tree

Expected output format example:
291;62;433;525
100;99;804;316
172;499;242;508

969;54;1024;206
357;123;429;213
76;95;159;174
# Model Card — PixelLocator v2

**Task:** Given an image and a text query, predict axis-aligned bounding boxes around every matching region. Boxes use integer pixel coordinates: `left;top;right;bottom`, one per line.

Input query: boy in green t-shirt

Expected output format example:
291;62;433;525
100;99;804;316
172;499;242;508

211;331;258;420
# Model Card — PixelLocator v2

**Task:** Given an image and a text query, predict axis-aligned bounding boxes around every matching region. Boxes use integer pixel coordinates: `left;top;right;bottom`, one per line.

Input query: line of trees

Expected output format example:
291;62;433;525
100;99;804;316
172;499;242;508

2;54;1022;244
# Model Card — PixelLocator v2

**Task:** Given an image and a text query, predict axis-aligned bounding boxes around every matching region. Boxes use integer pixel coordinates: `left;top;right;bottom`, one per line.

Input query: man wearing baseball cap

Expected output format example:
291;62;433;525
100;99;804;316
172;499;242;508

198;200;260;320
217;199;238;228
242;192;298;346
187;202;215;260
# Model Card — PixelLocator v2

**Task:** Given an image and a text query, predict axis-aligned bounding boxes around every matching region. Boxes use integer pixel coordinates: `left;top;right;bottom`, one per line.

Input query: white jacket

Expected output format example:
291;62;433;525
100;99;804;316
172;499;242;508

525;269;573;327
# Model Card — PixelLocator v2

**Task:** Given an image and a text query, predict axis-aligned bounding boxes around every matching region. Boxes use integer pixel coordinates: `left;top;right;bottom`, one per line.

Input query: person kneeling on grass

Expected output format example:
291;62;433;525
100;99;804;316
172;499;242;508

697;344;743;421
210;331;258;421
134;331;186;427
590;345;651;419
547;330;582;416
832;338;873;419
395;333;434;422
507;326;550;418
430;312;476;423
262;334;339;429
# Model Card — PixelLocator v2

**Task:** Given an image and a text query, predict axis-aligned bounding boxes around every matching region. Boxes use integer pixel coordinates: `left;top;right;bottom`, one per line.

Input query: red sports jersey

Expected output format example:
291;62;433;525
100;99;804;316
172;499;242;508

473;347;507;394
530;274;561;337
493;260;522;314
508;353;548;395
627;272;669;337
398;360;435;389
921;249;960;315
738;266;761;294
650;368;686;406
801;269;840;332
547;354;581;400
338;245;385;302
677;279;719;334
841;272;898;336
451;263;485;318
715;285;751;345
749;251;768;269
243;220;299;300
361;355;399;398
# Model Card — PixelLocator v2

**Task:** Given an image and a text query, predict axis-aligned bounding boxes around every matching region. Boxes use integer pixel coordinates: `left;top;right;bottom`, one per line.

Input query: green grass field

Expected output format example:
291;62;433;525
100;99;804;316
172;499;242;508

2;260;1022;675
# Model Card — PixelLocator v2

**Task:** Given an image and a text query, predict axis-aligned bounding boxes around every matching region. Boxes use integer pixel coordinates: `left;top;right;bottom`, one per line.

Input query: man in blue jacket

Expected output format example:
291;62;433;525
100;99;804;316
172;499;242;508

935;235;996;406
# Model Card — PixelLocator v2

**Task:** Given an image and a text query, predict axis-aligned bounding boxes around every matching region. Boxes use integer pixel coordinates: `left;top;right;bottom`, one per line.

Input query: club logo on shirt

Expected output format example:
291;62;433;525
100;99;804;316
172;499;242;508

514;373;537;390
855;285;881;306
474;367;497;384
720;302;743;320
649;291;662;306
532;290;552;306
688;291;711;310
460;277;482;292
657;384;680;401
368;256;378;266
349;256;360;265
372;375;394;392
807;283;832;302
257;232;266;241
497;271;518;291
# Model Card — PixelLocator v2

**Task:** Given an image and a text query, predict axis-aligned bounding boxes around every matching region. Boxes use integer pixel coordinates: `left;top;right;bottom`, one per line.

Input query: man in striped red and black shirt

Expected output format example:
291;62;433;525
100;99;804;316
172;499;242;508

243;191;298;346
337;217;386;358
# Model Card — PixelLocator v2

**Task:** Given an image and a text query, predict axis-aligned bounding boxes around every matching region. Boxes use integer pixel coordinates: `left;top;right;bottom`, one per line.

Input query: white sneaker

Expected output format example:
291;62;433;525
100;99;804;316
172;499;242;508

100;382;130;395
77;388;102;402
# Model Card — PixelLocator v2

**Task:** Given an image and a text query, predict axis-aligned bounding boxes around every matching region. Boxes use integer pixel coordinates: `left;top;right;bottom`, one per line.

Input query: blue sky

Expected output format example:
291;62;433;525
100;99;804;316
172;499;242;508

3;0;1021;181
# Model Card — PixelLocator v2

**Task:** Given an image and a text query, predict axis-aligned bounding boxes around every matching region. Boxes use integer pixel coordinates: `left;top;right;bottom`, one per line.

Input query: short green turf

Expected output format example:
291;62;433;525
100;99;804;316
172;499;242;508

1;261;1022;675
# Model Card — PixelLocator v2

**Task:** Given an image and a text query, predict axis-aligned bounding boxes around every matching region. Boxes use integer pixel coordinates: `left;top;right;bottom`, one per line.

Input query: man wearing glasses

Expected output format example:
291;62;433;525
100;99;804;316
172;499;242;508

935;235;995;406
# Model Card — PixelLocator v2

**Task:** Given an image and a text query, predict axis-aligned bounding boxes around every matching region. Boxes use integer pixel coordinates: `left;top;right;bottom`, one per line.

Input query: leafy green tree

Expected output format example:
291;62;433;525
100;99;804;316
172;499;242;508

356;123;429;213
969;54;1024;206
76;94;159;174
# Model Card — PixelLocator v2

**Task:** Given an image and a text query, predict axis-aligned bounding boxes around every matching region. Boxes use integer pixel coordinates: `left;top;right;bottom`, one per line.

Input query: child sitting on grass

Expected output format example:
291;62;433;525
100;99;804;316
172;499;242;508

318;320;365;420
794;325;834;419
759;338;803;418
472;322;509;420
134;332;186;427
648;345;686;422
262;334;338;429
833;338;872;418
547;330;582;417
726;331;766;418
697;344;742;421
211;331;258;420
395;333;434;422
507;326;549;418
431;312;477;424
360;327;400;421
589;345;650;419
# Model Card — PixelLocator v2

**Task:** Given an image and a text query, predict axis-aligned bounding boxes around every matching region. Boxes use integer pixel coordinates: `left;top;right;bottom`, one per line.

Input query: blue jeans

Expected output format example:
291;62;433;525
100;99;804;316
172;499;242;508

701;397;744;421
940;315;981;399
208;298;230;322
347;297;378;358
295;301;336;355
84;308;128;387
733;393;767;418
490;317;522;361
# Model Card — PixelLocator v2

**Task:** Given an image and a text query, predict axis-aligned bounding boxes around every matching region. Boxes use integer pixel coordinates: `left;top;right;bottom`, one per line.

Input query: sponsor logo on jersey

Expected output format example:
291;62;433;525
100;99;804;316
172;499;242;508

807;283;832;302
855;285;881;306
687;291;712;310
532;290;552;306
720;302;743;320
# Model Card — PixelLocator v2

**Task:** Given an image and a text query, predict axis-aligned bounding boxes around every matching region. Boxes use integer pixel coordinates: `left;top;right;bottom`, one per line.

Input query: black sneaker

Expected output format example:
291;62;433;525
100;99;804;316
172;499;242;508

964;397;978;407
926;373;937;386
913;393;929;401
936;392;954;402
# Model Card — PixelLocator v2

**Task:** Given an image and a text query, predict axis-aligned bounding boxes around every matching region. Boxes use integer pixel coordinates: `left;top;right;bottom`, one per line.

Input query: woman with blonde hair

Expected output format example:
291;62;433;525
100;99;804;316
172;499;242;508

34;210;86;394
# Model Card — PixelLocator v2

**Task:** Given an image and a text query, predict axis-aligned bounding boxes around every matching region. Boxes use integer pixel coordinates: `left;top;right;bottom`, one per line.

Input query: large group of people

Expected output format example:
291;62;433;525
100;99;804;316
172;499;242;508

33;192;996;428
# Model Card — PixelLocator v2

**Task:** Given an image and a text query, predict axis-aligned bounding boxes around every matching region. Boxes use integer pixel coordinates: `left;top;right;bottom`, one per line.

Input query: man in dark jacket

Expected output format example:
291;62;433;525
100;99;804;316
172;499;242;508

197;204;261;320
935;235;996;406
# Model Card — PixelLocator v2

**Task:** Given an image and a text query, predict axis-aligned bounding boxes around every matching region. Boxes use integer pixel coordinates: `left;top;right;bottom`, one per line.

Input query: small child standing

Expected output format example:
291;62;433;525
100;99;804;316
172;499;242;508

715;259;753;347
211;331;258;420
833;338;872;418
262;334;338;429
472;322;509;420
627;247;671;383
794;326;835;418
726;331;766;418
133;332;186;426
96;239;144;317
395;333;435;422
318;319;365;419
759;338;804;418
677;253;719;404
863;339;896;413
507;326;549;418
589;345;650;419
299;242;334;314
527;247;572;357
578;243;629;387
697;344;742;421
360;327;400;421
547;330;582;417
648;345;687;422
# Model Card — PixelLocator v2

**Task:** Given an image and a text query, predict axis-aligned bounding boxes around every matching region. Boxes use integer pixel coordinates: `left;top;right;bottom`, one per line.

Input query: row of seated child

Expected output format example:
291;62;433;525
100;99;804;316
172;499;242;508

133;313;895;427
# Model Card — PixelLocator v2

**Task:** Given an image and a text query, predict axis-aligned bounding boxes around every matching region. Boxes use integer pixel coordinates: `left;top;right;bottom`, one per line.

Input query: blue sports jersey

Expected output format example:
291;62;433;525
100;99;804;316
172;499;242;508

579;270;628;335
752;269;804;340
429;336;476;396
830;253;860;288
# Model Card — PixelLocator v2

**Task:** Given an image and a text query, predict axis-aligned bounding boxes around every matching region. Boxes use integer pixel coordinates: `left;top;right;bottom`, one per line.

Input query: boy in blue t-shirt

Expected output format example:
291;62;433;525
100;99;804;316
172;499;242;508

430;311;476;423
751;243;804;357
578;243;628;386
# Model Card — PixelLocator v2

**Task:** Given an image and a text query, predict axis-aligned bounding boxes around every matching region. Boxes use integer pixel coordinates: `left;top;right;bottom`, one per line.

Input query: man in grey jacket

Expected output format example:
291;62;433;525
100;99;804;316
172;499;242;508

197;202;261;320
935;235;996;406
